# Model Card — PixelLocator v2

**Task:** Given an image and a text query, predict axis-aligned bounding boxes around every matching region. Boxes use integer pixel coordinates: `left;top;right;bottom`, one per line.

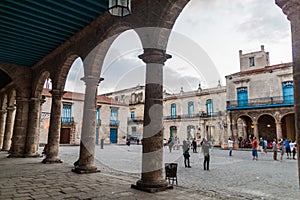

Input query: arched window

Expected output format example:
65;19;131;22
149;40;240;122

171;103;176;118
206;99;214;116
170;126;177;140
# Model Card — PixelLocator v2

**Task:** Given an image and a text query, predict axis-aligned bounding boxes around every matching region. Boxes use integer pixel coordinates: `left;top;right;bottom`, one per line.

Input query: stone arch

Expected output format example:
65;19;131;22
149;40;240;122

280;113;296;141
83;23;135;78
236;115;253;141
51;54;80;91
257;114;276;142
32;70;50;98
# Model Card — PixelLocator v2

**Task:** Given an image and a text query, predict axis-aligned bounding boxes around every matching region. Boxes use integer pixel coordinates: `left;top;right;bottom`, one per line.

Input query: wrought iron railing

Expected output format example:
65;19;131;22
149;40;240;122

61;116;74;124
227;95;294;109
128;116;144;122
164;111;225;120
110;120;119;126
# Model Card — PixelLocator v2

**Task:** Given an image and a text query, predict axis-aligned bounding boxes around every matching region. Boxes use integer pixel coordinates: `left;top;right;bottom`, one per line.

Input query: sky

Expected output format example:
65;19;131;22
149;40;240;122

64;0;292;95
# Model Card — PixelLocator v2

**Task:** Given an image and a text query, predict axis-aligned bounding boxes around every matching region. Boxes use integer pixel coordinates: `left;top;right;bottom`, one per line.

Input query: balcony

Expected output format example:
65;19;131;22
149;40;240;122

128;116;144;123
227;96;294;110
164;111;224;120
61;116;74;125
110;120;119;127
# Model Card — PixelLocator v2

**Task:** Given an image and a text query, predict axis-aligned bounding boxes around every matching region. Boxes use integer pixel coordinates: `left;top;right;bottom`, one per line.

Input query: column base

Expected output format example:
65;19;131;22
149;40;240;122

7;153;25;158
42;157;63;164
72;166;100;174
24;153;40;158
131;179;172;193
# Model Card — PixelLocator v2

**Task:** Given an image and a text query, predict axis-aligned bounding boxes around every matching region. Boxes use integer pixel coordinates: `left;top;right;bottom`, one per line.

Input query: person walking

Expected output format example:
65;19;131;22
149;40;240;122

272;138;278;160
290;140;297;160
201;138;211;170
251;136;258;160
228;137;233;156
168;138;174;153
182;140;191;168
126;139;131;151
192;138;198;153
278;138;285;161
284;139;291;159
259;137;265;154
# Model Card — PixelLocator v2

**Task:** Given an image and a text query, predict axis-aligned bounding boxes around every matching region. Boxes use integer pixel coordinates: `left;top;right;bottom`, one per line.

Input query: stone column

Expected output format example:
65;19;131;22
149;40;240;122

0;110;7;149
72;76;101;174
276;0;300;188
132;48;171;192
253;122;259;139
9;98;28;157
276;122;283;141
42;90;64;163
25;98;42;157
2;107;15;151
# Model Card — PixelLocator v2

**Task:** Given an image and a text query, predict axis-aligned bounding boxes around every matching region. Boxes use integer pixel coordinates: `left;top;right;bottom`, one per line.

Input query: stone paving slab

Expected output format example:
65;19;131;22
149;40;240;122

1;146;300;200
0;151;241;200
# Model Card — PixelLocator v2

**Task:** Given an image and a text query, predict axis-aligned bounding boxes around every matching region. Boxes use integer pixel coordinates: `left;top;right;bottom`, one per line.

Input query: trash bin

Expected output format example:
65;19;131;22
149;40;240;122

165;163;178;185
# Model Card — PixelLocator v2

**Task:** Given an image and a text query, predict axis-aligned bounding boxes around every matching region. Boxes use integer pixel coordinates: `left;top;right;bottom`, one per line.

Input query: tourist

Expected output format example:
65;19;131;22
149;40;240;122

278;138;285;161
272;138;278;160
284;138;291;159
290;140;297;160
126;139;131;151
228;137;233;156
182;140;191;168
251;136;258;160
201;138;211;170
259;137;264;153
168;138;174;153
192;138;198;153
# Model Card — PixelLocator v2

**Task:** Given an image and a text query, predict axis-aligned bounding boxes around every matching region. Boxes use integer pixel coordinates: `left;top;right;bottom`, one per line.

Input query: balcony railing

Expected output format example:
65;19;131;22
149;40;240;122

128;116;144;123
227;95;294;110
110;120;119;127
164;111;224;120
61;116;74;124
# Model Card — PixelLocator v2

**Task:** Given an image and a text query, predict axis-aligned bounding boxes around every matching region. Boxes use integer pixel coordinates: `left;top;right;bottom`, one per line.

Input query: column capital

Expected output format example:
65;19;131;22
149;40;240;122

50;89;66;98
80;76;104;85
276;0;300;20
138;48;172;64
6;106;16;111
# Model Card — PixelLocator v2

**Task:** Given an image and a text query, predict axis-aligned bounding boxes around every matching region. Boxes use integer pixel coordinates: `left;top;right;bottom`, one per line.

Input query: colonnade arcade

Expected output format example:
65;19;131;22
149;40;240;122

229;108;295;144
0;0;300;190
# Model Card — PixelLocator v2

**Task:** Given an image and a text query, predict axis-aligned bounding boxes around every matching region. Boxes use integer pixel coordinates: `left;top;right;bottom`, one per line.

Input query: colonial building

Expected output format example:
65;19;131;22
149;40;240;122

103;85;145;141
104;84;227;147
40;89;128;145
163;85;227;146
226;45;295;145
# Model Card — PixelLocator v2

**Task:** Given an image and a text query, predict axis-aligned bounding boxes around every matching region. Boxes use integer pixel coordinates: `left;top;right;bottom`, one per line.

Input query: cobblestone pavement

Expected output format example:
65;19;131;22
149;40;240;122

0;145;299;200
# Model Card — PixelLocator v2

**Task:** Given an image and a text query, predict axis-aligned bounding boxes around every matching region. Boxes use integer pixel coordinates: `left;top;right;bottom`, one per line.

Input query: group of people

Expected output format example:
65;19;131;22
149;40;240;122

182;138;211;170
272;138;297;161
228;136;297;162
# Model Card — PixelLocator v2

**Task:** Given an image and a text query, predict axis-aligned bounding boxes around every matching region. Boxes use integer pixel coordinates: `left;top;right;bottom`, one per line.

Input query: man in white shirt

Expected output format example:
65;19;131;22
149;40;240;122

228;137;234;156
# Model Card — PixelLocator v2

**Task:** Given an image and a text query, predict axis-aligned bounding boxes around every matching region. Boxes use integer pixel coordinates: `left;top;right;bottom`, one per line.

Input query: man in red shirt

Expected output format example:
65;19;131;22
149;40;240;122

252;137;258;160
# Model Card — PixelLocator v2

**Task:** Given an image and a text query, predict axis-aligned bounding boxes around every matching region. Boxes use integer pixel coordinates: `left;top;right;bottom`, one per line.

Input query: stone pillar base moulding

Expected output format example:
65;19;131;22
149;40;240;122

72;166;100;174
42;158;63;164
131;180;173;193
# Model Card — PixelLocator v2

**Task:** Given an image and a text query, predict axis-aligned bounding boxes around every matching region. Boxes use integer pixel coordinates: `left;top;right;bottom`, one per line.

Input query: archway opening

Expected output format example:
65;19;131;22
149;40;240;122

258;114;276;143
281;113;296;141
